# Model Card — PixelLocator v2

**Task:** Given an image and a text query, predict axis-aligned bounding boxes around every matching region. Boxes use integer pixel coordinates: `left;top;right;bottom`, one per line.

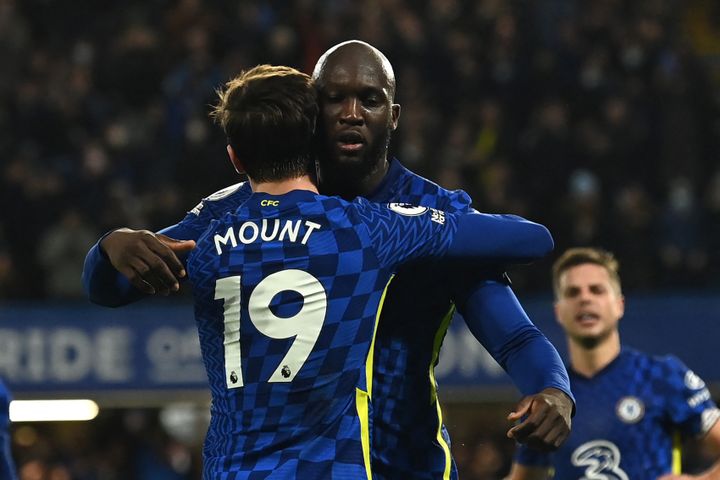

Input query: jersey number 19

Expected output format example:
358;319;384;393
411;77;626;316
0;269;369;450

214;270;328;388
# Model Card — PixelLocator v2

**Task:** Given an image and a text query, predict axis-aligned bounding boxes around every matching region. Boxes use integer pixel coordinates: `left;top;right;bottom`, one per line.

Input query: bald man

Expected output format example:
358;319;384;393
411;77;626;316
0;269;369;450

83;40;574;479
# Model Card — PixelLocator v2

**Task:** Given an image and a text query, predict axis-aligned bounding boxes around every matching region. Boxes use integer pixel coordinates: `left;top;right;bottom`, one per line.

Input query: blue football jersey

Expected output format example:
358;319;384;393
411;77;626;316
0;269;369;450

515;347;720;479
0;379;17;480
364;160;473;480
186;190;458;479
82;158;536;479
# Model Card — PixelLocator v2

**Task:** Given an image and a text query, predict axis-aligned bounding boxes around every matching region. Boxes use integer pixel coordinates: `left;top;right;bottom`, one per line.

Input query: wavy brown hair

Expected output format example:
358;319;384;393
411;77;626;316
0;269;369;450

552;247;622;299
211;65;318;182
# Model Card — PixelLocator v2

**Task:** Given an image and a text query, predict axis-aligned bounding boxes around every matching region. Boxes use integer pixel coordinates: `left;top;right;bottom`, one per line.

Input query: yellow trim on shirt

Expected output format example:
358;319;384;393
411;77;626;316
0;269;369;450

429;305;456;480
354;275;395;479
672;430;682;474
356;388;372;479
365;274;394;399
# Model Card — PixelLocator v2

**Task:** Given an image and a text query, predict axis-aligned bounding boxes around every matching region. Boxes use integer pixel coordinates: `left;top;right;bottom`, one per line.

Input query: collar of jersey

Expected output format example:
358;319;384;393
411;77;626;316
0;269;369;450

241;189;320;210
570;347;630;381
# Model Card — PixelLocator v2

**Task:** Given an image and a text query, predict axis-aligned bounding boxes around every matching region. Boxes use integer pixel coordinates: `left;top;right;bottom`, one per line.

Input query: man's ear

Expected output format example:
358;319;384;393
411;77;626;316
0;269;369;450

391;103;401;131
227;145;245;174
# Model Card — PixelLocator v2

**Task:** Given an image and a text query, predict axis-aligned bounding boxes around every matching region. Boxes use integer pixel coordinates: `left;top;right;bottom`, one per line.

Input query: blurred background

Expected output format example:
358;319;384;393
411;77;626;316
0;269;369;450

1;0;720;478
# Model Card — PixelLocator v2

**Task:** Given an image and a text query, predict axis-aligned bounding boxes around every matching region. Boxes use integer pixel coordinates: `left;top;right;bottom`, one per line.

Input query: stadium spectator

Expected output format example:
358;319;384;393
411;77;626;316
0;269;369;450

1;1;719;298
508;247;720;479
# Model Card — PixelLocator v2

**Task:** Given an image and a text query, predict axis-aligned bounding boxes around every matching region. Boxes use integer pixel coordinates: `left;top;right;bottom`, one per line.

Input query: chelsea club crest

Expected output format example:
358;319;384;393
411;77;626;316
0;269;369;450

616;396;645;424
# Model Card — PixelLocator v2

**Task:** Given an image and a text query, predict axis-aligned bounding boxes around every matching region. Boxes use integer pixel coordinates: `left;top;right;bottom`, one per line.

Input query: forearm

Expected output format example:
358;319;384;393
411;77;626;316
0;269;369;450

82;238;143;307
447;213;553;264
456;280;572;400
81;223;197;307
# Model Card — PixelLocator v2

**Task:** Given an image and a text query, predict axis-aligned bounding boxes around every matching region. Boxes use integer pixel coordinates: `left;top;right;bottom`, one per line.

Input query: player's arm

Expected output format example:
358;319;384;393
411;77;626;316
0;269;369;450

356;202;553;267
506;433;555;480
447;212;554;263
83;183;250;307
657;357;720;479
453;277;573;451
693;420;720;479
507;463;553;480
656;420;720;480
82;224;197;307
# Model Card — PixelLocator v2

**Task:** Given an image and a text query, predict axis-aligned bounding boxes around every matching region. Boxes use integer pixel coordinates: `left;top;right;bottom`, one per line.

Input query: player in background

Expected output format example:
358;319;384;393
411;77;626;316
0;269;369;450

0;379;18;480
83;40;574;479
188;64;554;479
508;247;720;480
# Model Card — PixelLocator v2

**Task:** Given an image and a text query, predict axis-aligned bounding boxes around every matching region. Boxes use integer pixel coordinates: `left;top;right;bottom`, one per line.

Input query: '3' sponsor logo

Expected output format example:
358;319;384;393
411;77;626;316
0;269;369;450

571;440;629;480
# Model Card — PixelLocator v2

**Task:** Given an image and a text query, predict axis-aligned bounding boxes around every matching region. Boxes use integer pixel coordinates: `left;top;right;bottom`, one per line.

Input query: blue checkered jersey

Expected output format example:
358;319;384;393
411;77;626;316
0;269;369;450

363;160;474;480
515;347;720;479
0;379;17;480
82;159;562;480
186;190;460;480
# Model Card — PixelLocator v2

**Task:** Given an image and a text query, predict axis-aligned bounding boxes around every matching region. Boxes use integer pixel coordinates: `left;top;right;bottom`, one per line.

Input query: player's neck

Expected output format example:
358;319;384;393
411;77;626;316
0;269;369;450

250;175;318;195
568;331;621;378
319;156;389;200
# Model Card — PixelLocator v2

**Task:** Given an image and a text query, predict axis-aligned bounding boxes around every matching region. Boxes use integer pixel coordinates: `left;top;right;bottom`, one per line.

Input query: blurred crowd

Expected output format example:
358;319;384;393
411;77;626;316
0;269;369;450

10;401;720;480
2;0;720;300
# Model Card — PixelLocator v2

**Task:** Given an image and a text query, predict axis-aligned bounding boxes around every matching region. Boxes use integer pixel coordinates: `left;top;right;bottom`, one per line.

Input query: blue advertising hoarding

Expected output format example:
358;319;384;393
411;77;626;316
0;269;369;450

0;294;718;399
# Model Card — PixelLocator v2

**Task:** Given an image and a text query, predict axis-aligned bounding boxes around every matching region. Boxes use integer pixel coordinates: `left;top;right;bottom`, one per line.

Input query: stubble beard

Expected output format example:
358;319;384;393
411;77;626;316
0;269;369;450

571;325;614;350
319;129;392;194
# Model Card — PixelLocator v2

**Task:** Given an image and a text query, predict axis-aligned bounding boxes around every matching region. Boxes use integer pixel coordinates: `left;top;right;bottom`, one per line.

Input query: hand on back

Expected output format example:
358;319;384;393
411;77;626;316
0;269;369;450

100;228;196;295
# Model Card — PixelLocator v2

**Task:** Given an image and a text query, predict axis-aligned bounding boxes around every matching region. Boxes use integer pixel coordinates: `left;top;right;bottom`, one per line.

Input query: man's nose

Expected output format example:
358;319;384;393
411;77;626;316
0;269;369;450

577;288;593;302
339;98;363;124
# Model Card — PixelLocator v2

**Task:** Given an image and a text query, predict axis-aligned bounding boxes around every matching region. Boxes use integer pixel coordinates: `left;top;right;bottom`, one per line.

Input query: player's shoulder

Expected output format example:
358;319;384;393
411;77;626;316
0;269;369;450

188;182;251;218
622;347;698;386
621;346;678;369
392;162;472;212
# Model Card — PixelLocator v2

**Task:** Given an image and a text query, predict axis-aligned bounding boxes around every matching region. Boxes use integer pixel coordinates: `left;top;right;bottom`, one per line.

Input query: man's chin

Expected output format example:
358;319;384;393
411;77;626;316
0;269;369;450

572;330;611;350
321;152;373;174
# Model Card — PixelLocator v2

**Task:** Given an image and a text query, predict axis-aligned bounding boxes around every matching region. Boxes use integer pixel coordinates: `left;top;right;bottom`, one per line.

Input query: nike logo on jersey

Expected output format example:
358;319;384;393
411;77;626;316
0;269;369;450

214;219;322;254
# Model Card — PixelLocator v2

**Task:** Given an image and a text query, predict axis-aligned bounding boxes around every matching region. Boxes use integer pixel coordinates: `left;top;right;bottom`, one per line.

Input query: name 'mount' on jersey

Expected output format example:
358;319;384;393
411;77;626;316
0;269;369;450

186;189;458;479
212;218;322;254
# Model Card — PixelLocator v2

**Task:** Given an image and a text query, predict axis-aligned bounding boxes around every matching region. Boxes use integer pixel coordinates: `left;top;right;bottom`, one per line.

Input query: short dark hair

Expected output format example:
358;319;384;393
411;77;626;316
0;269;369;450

552;247;622;298
210;65;318;182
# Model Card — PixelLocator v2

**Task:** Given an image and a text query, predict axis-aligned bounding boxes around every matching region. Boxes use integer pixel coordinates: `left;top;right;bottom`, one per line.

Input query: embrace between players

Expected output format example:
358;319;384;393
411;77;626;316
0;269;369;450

83;41;574;479
83;40;577;479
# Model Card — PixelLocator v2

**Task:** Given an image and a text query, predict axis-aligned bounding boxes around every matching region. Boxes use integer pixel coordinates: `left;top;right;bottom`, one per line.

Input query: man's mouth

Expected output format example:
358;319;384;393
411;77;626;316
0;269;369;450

576;312;600;325
336;131;365;152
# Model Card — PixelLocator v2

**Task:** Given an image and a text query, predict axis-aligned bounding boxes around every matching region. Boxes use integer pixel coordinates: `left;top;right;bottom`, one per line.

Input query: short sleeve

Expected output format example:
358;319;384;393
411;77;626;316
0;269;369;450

661;355;720;437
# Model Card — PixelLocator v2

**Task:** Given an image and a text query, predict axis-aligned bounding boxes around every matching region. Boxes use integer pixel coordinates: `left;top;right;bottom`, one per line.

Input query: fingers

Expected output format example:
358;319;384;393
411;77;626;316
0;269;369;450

507;397;533;439
508;396;533;422
127;256;176;296
105;230;191;295
115;264;156;295
144;243;185;288
507;395;571;451
157;234;196;254
508;404;549;443
120;243;180;295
